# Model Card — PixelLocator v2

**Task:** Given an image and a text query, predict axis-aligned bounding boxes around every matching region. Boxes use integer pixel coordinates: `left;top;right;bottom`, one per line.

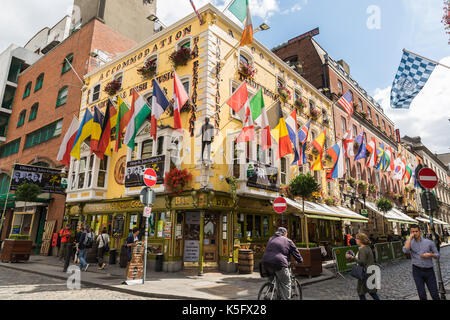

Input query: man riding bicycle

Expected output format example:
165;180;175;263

261;227;303;300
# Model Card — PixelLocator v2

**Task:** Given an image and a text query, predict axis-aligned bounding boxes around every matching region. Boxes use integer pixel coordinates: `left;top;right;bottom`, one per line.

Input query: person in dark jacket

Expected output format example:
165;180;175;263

349;234;357;246
78;227;94;271
261;227;303;300
126;227;140;262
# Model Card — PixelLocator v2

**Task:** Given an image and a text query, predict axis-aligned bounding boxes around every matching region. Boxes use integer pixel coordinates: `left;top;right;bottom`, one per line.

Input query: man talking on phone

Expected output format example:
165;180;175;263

403;224;440;300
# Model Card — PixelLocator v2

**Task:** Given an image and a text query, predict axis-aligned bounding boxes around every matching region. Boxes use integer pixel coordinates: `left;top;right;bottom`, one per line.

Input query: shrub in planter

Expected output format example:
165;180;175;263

347;177;356;188
137;59;157;79
357;180;367;192
9;235;30;240
278;86;291;103
376;198;393;214
169;47;193;68
238;61;256;80
361;111;367;118
164;168;193;195
369;184;377;193
104;79;122;96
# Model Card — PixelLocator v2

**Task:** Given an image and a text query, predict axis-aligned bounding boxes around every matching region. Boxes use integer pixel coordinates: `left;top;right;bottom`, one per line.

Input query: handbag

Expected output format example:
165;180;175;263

350;264;367;281
101;234;110;253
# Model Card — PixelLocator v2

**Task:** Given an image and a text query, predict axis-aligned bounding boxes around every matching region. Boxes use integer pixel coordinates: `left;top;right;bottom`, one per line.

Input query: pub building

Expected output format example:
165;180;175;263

64;4;366;273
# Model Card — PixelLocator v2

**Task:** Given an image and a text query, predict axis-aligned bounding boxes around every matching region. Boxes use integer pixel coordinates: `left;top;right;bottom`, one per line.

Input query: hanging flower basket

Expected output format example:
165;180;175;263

369;184;377;193
357;180;367;192
278;86;291;103
309;106;321;120
104;79;122;96
238;61;256;80
169;47;193;69
164;168;193;195
294;97;306;110
347;177;356;188
137;59;157;80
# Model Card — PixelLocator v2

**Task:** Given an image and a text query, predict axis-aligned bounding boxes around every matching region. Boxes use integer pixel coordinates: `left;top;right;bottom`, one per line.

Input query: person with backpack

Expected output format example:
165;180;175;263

78;226;94;271
97;227;110;270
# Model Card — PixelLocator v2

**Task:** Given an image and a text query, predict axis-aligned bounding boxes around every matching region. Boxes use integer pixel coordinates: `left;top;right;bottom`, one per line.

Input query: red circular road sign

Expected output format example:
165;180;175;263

418;168;438;189
273;197;287;214
143;168;157;187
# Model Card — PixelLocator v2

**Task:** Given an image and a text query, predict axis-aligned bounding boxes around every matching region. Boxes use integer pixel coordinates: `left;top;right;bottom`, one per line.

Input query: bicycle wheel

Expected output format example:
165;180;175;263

290;279;303;300
258;282;277;300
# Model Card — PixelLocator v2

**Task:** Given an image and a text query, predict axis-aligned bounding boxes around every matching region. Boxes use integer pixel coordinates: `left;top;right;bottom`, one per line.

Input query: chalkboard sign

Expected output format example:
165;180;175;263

112;214;124;238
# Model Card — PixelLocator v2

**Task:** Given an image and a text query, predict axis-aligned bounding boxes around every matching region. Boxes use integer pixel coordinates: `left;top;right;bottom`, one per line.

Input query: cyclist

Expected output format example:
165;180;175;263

261;227;303;300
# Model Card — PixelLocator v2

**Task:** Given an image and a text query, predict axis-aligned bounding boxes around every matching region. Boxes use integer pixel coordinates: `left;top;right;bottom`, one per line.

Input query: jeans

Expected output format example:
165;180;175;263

97;247;105;267
78;248;89;270
359;293;380;300
274;268;291;300
412;265;440;300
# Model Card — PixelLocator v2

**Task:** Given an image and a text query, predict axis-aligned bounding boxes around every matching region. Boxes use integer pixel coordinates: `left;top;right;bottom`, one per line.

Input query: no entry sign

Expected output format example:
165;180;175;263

143;168;157;187
418;168;438;189
273;197;287;214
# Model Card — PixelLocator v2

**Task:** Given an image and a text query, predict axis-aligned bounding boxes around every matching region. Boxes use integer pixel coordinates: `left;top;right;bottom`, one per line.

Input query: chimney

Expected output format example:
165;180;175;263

337;59;350;75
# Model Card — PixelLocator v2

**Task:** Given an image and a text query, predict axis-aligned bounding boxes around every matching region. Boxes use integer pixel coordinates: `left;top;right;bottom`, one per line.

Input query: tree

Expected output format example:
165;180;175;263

289;174;320;248
15;183;41;205
376;198;393;235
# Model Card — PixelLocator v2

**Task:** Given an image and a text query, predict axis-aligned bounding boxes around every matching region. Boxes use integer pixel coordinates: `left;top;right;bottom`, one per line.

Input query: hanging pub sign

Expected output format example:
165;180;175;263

125;155;165;188
246;160;279;192
10;164;65;195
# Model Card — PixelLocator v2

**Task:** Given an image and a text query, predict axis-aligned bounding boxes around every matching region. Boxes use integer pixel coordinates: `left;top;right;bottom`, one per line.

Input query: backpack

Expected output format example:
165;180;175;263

101;234;110;253
83;232;94;248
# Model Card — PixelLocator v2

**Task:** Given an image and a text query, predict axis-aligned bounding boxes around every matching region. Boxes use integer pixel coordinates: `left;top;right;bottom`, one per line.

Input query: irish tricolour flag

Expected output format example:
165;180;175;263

228;0;253;46
124;89;151;149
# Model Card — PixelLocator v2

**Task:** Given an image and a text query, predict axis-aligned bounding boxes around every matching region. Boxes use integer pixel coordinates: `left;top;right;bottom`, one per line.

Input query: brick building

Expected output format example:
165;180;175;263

0;17;136;249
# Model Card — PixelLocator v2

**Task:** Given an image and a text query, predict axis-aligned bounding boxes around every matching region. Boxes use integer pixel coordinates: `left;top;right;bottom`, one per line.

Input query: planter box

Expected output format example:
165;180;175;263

291;247;322;277
0;239;33;263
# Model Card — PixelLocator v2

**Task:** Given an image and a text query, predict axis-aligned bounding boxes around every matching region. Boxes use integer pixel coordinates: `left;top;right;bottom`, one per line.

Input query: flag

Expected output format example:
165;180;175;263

390;50;437;109
250;89;271;150
236;99;255;142
114;96;132;152
124;89;152;149
70;109;94;160
173;71;189;132
151;79;171;141
384;146;395;172
267;101;293;159
228;0;253;46
376;144;386;171
311;130;326;171
95;100;116;159
366;138;377;167
327;141;344;179
354;133;367;161
401;158;407;179
337;90;354;117
57;116;79;166
226;81;248;121
90;106;104;154
285;109;300;164
189;0;204;24
343;129;354;158
298;121;310;165
404;165;412;184
393;157;405;180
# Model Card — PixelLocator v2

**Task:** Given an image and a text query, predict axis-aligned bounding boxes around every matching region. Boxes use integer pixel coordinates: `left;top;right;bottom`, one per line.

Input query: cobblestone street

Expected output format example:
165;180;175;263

301;246;450;300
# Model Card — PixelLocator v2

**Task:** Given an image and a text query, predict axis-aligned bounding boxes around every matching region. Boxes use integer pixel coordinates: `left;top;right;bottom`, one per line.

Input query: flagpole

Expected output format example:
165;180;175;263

65;58;84;85
223;0;234;13
402;49;450;70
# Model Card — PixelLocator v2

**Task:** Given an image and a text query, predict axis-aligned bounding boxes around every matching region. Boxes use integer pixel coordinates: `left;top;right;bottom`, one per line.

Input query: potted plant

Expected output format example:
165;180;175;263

169;47;193;69
309;105;321;120
357;180;367;193
294;96;306;111
376;198;393;235
104;79;122;96
164;168;193;195
137;59;157;80
360;111;367;118
278;86;291;103
238;61;256;80
369;184;377;194
347;177;356;188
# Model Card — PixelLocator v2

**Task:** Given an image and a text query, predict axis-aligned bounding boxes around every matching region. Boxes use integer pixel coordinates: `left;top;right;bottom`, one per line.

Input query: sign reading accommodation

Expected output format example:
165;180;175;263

10;164;64;195
125;155;165;188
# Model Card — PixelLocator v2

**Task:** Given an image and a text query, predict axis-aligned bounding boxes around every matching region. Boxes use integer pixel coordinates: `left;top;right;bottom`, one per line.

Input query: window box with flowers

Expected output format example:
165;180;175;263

278;86;291;103
294;97;306;111
357;180;367;193
164;168;193;195
369;184;377;194
347;177;356;188
169;47;193;69
309;106;321;120
104;79;122;96
137;59;157;80
360;111;367;119
238;61;256;80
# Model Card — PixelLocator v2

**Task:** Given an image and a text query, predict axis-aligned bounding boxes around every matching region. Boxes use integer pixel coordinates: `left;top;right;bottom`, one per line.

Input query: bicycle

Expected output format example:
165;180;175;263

257;263;302;300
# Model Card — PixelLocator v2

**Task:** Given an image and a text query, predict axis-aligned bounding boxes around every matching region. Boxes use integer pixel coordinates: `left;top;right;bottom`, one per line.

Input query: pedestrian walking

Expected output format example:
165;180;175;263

78;226;94;271
74;225;85;264
346;233;380;300
97;227;110;270
402;224;440;300
58;224;72;261
126;227;140;262
432;230;441;253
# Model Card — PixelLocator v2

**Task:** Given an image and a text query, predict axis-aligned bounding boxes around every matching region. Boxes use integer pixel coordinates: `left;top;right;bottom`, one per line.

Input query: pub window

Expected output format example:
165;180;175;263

246;214;253;238
268;148;273;166
91;84;101;102
180;77;190;96
156;136;164;155
263;216;269;237
233;140;240;178
277;77;286;89
141;139;153;159
239;49;253;67
256;144;265;163
246;141;251;162
70;159;77;189
254;215;261;238
280;157;287;185
146;55;158;75
144;93;153;107
97;157;108;188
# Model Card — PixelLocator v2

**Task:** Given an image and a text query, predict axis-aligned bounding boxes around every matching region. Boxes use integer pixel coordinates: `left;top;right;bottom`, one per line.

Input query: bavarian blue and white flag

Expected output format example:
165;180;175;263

390;50;437;109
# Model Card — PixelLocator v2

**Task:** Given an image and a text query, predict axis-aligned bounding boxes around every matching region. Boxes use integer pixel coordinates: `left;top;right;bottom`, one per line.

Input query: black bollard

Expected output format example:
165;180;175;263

63;243;73;272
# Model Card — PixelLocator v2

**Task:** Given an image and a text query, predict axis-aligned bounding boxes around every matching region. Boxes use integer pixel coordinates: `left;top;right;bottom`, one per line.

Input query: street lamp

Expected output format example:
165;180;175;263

255;23;270;32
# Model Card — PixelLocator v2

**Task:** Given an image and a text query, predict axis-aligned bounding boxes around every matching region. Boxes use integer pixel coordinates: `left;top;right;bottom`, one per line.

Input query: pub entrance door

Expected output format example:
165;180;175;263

203;212;219;270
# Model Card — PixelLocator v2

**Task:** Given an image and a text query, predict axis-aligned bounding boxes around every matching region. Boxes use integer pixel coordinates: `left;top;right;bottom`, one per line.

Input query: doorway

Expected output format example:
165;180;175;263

203;213;219;268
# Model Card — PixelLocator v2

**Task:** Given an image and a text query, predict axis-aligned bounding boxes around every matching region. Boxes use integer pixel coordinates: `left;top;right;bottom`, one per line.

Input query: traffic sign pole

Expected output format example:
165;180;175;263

143;210;149;284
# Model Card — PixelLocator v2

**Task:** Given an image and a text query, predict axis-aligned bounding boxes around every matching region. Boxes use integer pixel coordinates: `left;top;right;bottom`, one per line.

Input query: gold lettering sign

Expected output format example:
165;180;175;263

114;156;127;185
173;196;192;207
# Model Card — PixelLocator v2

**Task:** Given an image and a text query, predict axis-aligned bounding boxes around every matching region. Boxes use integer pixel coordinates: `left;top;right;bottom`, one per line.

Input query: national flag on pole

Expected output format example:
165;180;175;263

390;50;437;109
393;157;405;180
57;116;79;166
298;121;311;165
228;0;253;47
90;106;104;154
114;96;132;152
311;130;326;171
95;100;116;159
327;141;344;179
124;89;152;149
70;109;94;160
354;133;367;161
173;71;189;132
236;99;255;143
366;137;377;167
151;79;171;141
285;109;300;164
343;129;354;158
189;0;204;24
226;82;248;121
337;90;354;117
267;101;293;159
384;146;395;172
250;89;271;150
404;165;412;184
376;144;386;171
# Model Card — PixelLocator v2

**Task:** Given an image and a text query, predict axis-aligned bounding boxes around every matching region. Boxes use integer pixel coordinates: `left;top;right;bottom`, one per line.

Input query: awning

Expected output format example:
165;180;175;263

418;214;450;226
361;200;417;224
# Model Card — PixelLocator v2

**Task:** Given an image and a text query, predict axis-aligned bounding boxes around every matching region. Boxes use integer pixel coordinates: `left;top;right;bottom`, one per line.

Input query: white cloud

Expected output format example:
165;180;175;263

373;56;450;154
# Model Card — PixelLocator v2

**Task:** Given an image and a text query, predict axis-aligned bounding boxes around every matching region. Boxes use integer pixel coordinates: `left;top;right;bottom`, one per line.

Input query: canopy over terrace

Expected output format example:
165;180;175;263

416;214;450;226
361;200;417;225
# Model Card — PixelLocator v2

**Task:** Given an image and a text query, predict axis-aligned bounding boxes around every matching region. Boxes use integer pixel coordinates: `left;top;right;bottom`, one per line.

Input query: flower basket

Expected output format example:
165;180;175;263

169;47;193;69
309;106;321;120
324;197;336;206
164;168;193;195
357;180;367;192
347;177;356;188
104;79;122;96
137;59;157;79
360;111;367;119
238;61;256;80
278;86;291;103
294;97;306;110
369;184;377;193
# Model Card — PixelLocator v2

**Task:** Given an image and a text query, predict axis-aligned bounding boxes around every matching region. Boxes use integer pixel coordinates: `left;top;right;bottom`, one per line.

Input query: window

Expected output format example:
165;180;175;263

0;174;10;195
358;99;363;112
233;140;239;178
238;214;270;240
29;103;38;121
23;82;32;99
62;53;74;74
277;77;286;89
113;73;123;90
178;38;191;50
34;73;44;92
17;110;26;127
348;90;353;101
376;114;380;126
239;54;249;65
367;168;372;184
280;157;287;185
294;89;301;101
357;163;362;180
0;139;20;159
56;86;68;107
256;144;265;163
92;84;101;102
337;80;343;94
78;157;87;189
86;155;95;188
341;117;347;136
352;124;357;136
141;139;153;159
382;120;386;130
181;77;190;96
367;107;372;119
157;136;164;155
24;119;63;149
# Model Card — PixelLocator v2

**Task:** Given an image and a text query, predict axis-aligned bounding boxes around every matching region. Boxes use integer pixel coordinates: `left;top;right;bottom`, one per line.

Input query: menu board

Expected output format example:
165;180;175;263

184;240;200;262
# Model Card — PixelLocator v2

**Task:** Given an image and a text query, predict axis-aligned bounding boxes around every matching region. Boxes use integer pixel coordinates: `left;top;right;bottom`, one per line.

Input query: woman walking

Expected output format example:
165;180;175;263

346;233;380;300
97;227;110;270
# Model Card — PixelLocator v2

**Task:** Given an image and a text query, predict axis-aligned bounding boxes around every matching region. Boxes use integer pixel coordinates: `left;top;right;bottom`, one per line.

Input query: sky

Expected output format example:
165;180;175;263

1;0;449;153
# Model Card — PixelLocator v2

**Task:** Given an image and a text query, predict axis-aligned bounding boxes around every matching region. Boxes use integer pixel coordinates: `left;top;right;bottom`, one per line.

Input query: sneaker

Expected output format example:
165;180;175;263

102;263;106;269
84;264;89;272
